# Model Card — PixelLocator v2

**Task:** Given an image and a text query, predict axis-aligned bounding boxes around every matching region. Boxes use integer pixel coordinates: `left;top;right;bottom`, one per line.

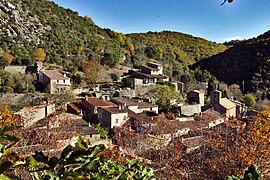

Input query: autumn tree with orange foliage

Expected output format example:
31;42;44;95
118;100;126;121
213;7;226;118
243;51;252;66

238;107;270;177
1;52;14;66
83;60;103;87
0;105;18;127
32;48;46;62
84;15;94;25
201;107;270;179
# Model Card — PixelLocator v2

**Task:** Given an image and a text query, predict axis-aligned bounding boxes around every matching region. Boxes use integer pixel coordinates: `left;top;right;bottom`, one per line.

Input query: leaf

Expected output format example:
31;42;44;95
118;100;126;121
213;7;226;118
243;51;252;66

0;134;19;143
26;156;39;168
0;174;14;180
0;126;16;135
32;151;49;165
0;161;13;174
60;145;73;161
48;156;59;169
0;144;5;153
227;175;241;180
77;134;87;151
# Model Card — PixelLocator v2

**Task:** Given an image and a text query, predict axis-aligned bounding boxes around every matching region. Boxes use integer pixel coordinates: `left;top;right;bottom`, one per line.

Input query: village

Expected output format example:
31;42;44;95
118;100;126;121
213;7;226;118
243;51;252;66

1;60;257;178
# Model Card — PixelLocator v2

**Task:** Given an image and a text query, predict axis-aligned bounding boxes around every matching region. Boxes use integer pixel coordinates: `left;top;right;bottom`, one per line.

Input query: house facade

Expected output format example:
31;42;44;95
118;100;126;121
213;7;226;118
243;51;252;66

38;70;71;94
98;107;128;129
125;61;169;96
187;90;205;106
80;97;116;120
210;90;236;118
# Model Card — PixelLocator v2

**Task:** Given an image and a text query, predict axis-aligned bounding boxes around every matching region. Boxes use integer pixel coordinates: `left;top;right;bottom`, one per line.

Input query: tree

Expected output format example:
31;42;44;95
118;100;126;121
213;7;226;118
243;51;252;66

207;76;218;96
201;107;270;179
0;134;155;179
83;60;103;87
244;94;256;108
227;164;260;180
148;84;180;113
0;105;18;127
84;15;94;25
32;48;46;62
1;53;14;66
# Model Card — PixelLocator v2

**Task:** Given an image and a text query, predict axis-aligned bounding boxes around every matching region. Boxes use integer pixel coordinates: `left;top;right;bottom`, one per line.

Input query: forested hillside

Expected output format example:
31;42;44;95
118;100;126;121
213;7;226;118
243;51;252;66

127;31;227;66
0;0;227;75
192;30;270;93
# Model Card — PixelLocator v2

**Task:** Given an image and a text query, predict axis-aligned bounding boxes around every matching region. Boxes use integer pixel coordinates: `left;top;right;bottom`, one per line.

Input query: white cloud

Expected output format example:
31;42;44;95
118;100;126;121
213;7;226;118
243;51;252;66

221;36;242;42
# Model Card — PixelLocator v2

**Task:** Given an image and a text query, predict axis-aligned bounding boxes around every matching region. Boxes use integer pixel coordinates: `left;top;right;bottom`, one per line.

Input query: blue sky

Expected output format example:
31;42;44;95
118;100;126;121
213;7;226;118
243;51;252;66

52;0;270;43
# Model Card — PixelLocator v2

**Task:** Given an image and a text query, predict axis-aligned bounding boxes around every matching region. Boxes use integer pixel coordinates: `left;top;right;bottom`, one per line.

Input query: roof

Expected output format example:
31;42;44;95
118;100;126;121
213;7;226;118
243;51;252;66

147;119;208;135
188;90;204;94
102;107;128;114
111;97;138;107
126;109;153;124
182;136;203;150
131;71;168;79
141;65;159;71
111;97;158;109
220;98;236;109
85;97;116;107
194;109;225;122
41;70;70;80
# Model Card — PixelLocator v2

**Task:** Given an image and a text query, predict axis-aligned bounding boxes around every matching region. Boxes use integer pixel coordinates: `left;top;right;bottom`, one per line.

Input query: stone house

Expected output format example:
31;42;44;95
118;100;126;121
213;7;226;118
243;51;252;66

187;90;205;106
98;106;129;129
140;62;163;75
14;103;55;127
11;112;103;157
38;70;71;94
194;109;226;128
111;97;158;113
124;62;169;95
80;97;116;120
172;81;185;93
210;90;236;118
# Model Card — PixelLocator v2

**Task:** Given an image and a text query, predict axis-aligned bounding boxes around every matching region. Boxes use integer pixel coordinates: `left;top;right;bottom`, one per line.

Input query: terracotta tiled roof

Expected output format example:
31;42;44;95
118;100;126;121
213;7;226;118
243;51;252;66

147;119;208;135
111;97;138;106
85;97;116;107
220;98;236;109
126;109;152;124
41;70;70;80
194;109;225;122
102;107;128;114
111;97;157;109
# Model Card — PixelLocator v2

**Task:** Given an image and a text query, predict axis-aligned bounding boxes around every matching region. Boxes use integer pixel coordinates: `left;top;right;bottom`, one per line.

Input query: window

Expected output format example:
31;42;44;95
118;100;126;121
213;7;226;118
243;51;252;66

57;80;59;83
143;78;149;84
149;78;154;83
115;119;119;124
63;80;65;83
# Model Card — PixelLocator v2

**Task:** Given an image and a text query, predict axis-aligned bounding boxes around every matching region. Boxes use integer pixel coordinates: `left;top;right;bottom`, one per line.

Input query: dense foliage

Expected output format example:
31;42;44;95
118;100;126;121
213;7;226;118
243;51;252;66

0;129;155;179
192;30;270;93
0;0;227;78
127;31;227;67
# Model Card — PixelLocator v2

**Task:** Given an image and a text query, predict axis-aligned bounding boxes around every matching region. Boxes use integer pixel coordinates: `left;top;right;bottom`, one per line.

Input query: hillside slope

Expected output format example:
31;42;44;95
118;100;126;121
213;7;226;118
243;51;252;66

127;31;227;67
192;31;270;92
0;0;226;75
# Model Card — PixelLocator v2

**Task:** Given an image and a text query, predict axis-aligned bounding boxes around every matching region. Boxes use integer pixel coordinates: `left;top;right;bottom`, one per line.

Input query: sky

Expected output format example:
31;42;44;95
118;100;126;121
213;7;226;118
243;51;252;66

52;0;270;43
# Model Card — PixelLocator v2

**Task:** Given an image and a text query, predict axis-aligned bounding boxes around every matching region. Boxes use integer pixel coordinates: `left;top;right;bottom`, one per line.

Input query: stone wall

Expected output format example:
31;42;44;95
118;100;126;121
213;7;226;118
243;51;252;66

180;104;201;117
135;84;156;96
15;104;56;127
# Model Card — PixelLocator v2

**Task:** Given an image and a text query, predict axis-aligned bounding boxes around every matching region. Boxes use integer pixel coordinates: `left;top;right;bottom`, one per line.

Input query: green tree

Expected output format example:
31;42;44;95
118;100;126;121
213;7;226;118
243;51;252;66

244;94;256;108
148;84;180;113
207;76;218;96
